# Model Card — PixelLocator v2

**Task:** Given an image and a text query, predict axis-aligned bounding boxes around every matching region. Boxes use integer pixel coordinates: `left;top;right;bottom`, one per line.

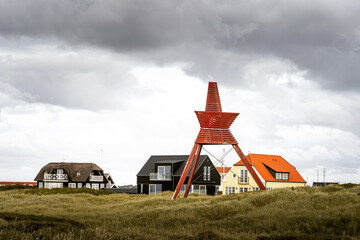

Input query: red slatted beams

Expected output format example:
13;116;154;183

172;82;265;200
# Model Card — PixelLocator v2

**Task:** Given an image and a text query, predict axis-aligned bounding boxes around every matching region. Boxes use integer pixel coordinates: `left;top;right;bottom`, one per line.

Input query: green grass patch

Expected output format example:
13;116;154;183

0;184;359;239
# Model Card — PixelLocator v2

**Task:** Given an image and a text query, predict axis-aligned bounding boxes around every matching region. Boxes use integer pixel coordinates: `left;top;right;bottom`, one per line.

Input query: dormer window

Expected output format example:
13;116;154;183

76;171;80;176
275;172;289;180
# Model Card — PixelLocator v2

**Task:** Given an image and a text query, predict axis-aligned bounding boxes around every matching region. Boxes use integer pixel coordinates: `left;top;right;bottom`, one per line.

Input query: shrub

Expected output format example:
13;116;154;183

24;187;115;196
0;185;36;191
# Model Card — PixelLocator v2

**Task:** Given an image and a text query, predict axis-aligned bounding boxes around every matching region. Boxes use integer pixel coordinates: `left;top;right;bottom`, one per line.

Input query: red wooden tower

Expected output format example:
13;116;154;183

172;82;265;199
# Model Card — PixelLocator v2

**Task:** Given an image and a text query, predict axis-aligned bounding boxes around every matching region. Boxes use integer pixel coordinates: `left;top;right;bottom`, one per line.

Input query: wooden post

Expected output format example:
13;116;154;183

171;144;200;200
233;144;265;190
184;145;203;197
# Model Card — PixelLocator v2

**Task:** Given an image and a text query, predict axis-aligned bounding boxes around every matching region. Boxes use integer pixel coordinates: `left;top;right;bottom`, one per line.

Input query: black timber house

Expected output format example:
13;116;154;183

34;162;109;189
137;155;221;195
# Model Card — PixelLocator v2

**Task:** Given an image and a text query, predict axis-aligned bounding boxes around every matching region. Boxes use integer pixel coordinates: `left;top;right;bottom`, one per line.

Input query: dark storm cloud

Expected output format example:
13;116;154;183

1;0;360;90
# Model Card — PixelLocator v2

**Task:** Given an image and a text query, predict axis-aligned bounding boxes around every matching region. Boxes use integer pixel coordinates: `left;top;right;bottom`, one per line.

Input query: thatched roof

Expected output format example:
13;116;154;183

34;162;108;182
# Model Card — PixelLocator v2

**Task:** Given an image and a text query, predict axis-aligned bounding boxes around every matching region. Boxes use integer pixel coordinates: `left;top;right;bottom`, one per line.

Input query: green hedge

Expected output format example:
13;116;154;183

24;187;115;196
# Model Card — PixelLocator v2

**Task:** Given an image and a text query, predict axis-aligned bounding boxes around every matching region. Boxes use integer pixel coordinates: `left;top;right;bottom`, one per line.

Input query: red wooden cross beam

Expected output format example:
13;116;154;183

172;82;265;200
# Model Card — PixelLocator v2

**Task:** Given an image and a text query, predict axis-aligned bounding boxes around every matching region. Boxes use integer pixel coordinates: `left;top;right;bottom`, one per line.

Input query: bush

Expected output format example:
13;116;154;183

24;187;115;196
0;185;36;191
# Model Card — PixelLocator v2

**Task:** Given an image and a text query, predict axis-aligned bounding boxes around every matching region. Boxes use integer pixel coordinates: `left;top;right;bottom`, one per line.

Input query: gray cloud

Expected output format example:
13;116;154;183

1;0;360;90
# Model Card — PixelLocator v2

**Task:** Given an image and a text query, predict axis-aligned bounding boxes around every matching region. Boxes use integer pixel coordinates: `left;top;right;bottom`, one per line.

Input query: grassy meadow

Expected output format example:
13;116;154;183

0;185;359;240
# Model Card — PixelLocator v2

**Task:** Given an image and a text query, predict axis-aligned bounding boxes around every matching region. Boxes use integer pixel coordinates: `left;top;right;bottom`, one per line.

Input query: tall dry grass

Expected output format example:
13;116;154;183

0;185;359;239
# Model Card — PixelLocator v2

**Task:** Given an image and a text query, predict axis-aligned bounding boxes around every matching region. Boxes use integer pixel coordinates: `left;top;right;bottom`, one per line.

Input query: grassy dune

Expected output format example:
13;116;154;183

0;185;359;240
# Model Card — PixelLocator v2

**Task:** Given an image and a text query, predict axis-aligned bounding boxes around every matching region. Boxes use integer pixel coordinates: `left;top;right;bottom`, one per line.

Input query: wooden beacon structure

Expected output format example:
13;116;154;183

172;82;265;199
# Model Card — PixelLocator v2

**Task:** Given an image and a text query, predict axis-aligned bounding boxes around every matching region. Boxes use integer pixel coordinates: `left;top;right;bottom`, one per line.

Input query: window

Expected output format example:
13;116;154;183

44;182;63;189
233;174;236;178
92;184;99;190
100;184;104;189
192;185;206;194
69;183;76;188
76;172;80;176
57;169;64;174
77;183;83;188
266;187;273;190
180;184;187;193
225;187;235;195
275;172;289;180
86;183;91;188
239;169;248;184
239;187;248;193
252;187;260;191
158;166;171;180
38;182;43;188
149;184;162;195
203;166;210;181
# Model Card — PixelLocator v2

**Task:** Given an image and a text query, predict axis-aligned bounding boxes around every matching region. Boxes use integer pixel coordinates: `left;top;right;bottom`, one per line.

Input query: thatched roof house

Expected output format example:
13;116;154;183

34;162;109;190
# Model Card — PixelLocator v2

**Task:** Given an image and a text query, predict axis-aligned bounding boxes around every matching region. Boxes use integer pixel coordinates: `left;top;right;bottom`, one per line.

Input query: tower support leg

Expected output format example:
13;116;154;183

184;144;203;197
172;143;200;200
232;144;266;190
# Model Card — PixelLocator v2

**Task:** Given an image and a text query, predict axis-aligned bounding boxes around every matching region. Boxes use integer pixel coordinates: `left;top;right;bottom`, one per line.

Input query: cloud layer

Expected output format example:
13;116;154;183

1;0;360;90
0;0;359;184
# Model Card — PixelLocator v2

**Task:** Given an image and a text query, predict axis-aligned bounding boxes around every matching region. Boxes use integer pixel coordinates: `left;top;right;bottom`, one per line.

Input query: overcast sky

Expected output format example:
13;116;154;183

1;0;359;185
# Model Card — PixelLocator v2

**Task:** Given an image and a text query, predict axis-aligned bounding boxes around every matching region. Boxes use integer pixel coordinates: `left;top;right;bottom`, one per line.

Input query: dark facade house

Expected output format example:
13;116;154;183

34;162;108;190
137;155;221;195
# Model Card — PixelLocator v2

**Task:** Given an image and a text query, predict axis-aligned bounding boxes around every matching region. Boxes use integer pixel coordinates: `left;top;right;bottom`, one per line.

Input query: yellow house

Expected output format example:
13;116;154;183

222;153;306;194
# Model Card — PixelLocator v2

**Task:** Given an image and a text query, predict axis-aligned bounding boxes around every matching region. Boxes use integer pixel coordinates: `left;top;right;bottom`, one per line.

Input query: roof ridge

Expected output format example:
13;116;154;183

248;153;282;157
150;155;208;157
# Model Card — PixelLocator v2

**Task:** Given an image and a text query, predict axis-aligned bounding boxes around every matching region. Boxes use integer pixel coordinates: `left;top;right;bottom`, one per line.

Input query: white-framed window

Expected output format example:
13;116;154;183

239;187;248;193
92;184;99;190
77;183;83;188
252;187;260;191
192;185;206;194
239;169;248;184
69;183;76;188
100;184;104;189
275;172;289;180
86;183;91;188
203;166;211;181
225;186;235;195
38;182;43;188
157;166;171;180
149;184;162;195
179;184;187;193
44;182;63;189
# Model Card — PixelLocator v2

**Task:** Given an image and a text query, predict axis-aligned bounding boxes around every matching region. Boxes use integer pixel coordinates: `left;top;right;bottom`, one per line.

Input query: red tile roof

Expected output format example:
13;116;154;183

0;182;37;186
234;154;306;183
215;167;231;174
